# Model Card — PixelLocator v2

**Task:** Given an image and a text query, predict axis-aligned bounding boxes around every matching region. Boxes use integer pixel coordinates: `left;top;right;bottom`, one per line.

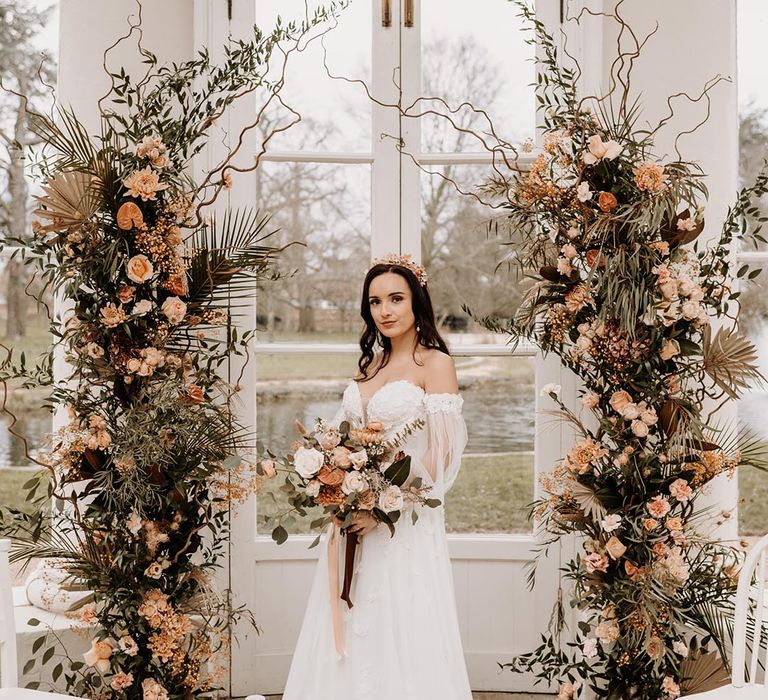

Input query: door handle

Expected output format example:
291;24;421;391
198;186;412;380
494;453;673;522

404;0;413;27
382;0;391;27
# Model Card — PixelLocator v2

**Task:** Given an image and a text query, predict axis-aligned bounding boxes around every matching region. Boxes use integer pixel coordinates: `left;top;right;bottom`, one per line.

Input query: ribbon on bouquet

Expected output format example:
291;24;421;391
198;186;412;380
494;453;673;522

327;519;360;658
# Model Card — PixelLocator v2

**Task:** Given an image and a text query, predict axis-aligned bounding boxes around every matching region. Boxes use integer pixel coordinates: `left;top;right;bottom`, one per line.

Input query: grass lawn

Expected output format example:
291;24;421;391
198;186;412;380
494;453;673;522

0;468;41;512
738;466;768;535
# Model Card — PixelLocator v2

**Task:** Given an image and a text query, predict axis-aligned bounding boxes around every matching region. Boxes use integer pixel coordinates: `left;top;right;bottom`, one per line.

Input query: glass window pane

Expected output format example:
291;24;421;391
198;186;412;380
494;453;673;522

255;0;371;152
255;162;370;343
256;352;358;535
420;0;535;153
446;355;535;534
255;353;536;535
737;280;768;535
738;1;768;251
421;165;534;334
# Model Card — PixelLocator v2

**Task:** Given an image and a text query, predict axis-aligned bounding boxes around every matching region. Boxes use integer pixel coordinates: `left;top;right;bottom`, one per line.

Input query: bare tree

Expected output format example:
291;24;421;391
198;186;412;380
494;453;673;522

0;1;55;340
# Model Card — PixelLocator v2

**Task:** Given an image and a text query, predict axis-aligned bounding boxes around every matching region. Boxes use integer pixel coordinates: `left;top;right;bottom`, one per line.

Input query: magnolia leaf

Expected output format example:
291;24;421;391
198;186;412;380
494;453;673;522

570;480;607;521
702;325;764;400
680;651;730;694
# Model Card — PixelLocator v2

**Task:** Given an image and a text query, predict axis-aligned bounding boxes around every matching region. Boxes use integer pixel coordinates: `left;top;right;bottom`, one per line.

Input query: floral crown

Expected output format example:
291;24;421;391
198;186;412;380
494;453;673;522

370;253;428;287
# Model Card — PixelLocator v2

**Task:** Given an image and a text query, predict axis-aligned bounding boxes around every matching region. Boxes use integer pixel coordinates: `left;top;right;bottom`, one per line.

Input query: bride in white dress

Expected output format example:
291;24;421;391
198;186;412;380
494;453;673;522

282;255;473;700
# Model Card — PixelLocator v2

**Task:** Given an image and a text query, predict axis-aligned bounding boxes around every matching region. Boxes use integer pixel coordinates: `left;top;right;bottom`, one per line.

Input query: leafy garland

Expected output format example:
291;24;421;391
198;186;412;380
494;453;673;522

0;5;344;699
474;5;768;700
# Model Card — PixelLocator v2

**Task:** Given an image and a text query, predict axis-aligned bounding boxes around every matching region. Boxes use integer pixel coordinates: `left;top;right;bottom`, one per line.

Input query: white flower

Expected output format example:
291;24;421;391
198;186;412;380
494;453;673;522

126;511;143;535
583;134;623;164
620;403;641;420
349;449;368;470
582;638;599;658
540;383;561;398
305;479;321;498
601;514;622;533
341;470;366;495
161;296;187;324
378;485;404;513
680;300;701;320
576;181;592;202
293;447;324;479
132;299;154;316
83;639;113;674
118;635;139;656
86;342;105;359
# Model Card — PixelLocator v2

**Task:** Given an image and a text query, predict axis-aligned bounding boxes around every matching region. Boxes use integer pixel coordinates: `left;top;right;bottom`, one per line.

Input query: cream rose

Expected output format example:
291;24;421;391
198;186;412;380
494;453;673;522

349;449;368;470
378;485;404;513
330;446;352;469
631;419;649;438
161;296;187;324
126;254;154;284
118;635;139;656
609;390;632;414
341;470;366;495
293;447;324;479
305;479;321;497
133;299;154;316
581;393;600;409
621;403;641;420
319;429;341;451
84;639;113;673
142;678;169;700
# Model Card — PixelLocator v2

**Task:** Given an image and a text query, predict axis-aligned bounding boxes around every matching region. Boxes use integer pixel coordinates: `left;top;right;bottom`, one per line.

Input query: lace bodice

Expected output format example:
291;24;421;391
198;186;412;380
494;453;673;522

341;379;462;429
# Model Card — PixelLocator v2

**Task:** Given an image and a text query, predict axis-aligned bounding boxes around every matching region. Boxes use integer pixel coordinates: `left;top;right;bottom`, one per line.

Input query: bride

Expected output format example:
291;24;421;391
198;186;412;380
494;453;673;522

282;254;473;700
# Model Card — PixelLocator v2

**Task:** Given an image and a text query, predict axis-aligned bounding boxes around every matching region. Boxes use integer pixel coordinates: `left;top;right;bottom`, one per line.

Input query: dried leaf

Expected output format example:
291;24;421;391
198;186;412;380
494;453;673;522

33;170;99;231
680;650;730;694
570;480;607;521
702;325;764;400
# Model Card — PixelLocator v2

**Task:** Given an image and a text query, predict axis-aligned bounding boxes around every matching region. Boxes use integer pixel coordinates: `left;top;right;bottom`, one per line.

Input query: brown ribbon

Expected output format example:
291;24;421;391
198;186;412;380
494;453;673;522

340;529;359;608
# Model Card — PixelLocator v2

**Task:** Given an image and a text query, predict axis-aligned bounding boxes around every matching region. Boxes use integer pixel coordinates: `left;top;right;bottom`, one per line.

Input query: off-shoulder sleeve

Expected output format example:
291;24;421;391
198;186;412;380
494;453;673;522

423;393;467;498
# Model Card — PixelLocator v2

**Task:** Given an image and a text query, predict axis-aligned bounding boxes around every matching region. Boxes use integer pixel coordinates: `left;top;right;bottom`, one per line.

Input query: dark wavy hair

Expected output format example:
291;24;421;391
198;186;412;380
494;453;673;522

357;263;450;381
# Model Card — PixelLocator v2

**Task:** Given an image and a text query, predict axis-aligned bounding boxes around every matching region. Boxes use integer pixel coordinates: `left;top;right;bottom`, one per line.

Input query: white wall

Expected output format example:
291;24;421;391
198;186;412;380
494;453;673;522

58;0;195;131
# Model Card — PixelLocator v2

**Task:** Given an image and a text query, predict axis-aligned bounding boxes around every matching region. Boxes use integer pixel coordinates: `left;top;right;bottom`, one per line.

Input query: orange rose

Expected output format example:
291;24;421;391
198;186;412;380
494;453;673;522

598;191;618;212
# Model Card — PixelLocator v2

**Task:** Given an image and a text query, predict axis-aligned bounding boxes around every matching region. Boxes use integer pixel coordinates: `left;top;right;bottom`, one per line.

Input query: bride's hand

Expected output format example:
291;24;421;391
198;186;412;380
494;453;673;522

346;511;378;537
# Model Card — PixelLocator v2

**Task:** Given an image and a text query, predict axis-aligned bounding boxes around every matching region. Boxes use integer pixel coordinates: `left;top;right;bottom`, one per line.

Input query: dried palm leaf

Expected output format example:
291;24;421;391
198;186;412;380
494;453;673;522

680;650;730;694
33;170;100;232
702;325;764;400
570;479;607;521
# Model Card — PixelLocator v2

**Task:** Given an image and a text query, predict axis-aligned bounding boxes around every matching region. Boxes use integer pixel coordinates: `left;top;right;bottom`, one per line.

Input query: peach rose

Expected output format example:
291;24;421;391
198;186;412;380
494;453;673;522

643;518;659;531
261;459;277;479
331;446;352;469
84;639;113;673
665;517;683;532
609;390;633;414
631;419;649;438
319;429;341;451
126;254;154;284
584;552;609;574
378;485;404;513
161;296;187;324
581;393;600;409
606;536;627;560
598;191;618;212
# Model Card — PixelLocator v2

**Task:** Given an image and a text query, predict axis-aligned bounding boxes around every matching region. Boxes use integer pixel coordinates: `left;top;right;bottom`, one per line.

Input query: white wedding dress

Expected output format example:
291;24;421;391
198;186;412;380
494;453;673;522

282;378;473;700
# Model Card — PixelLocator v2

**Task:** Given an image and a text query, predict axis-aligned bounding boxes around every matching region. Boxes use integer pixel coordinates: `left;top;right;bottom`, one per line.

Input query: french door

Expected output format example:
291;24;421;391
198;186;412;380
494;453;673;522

209;0;568;694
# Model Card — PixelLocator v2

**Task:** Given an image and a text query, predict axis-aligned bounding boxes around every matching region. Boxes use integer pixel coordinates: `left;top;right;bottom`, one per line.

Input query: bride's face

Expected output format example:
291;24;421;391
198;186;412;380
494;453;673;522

367;272;416;339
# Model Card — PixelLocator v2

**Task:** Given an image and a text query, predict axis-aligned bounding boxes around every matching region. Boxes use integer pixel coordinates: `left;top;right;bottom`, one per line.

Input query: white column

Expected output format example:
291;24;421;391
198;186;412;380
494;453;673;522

598;0;739;539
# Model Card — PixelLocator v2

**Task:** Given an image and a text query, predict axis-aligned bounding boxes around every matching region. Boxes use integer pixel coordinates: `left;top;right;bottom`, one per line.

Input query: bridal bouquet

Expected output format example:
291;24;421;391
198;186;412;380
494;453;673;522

261;416;440;547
